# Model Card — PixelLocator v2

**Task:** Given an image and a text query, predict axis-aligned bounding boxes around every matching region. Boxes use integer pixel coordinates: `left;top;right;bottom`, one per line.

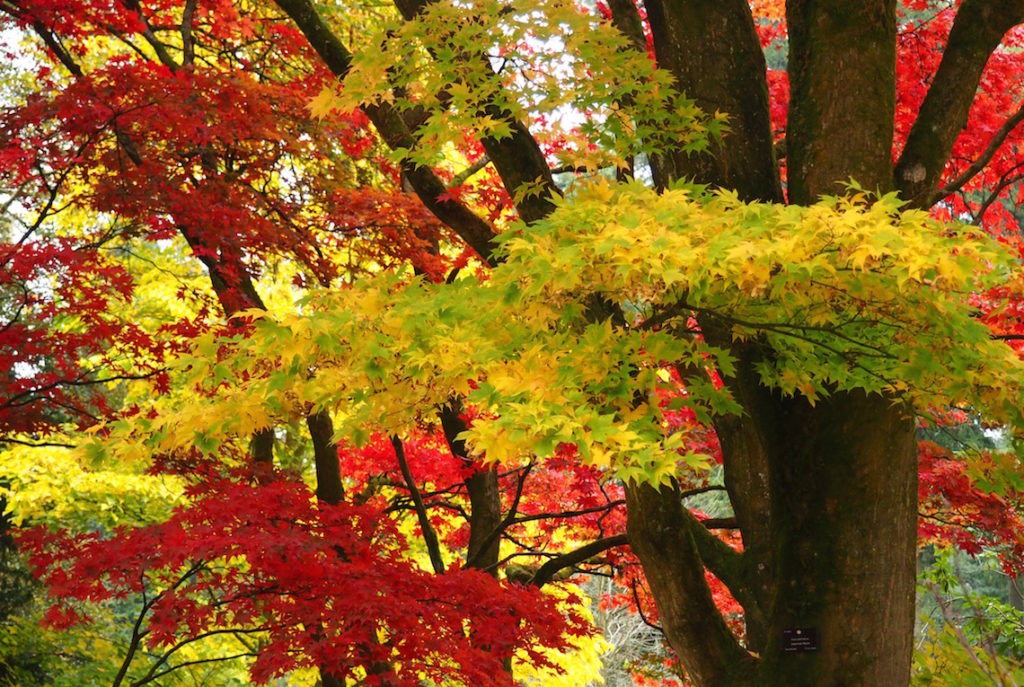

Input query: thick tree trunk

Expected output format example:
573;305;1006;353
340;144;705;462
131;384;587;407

786;0;896;202
628;388;917;687
752;391;917;686
643;0;782;202
628;2;921;686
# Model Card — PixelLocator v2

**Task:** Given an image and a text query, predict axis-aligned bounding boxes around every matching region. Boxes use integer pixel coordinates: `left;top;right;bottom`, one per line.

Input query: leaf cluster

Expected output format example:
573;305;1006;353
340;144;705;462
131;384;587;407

327;0;719;170
102;180;1024;487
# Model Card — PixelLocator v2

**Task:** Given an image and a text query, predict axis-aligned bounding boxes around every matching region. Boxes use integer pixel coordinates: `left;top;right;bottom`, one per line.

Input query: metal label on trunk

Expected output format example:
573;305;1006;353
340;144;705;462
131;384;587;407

782;627;819;652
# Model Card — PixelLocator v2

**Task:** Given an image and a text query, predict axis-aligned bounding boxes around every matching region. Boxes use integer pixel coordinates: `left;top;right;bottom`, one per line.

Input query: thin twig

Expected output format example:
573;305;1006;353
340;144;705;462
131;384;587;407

448;155;490;188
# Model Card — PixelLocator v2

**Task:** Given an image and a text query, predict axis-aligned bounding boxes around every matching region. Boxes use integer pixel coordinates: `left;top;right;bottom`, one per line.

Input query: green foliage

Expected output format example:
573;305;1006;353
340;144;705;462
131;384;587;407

915;549;1024;687
322;0;721;172
93;179;1024;489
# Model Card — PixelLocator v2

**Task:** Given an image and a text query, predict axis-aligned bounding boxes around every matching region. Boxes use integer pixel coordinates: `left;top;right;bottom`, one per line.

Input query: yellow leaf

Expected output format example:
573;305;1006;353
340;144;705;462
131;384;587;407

308;86;340;119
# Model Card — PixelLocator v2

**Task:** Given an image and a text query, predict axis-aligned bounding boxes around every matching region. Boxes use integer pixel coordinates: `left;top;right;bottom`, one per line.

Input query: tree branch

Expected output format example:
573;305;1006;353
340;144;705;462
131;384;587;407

625;481;755;687
120;0;179;71
112;562;205;687
389;0;559;224
530;534;629;587
931;99;1024;204
970;169;1024;225
131;652;256;687
630;577;664;632
129;627;267;687
180;0;198;66
606;0;646;52
677;508;760;626
923;581;1006;685
646;0;781;201
462;463;533;570
308;410;343;503
679;484;728;500
895;0;1024;208
391;435;446;574
510;499;625;527
448;155;490;188
272;0;500;263
111;585;152;687
437;401;503;572
24;19;84;77
1;371;164;410
0;437;75;448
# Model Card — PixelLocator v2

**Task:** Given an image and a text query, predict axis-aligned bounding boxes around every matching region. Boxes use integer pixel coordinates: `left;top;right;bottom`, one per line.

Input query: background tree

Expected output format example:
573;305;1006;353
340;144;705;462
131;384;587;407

0;1;626;684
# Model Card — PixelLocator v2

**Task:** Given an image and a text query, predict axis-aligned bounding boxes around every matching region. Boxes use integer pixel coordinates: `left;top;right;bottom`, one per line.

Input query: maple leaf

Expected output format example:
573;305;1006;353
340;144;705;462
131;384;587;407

308;86;340;119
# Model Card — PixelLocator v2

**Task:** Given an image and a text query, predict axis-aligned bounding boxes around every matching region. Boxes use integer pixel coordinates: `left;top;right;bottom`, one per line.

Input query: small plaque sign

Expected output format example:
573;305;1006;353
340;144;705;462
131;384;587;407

782;627;819;652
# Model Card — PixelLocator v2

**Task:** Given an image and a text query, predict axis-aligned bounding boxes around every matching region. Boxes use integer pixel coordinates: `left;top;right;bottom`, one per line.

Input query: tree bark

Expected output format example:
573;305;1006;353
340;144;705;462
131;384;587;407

308;410;343;505
786;0;897;202
440;402;503;571
625;3;921;686
644;0;782;202
751;391;917;687
626;481;756;687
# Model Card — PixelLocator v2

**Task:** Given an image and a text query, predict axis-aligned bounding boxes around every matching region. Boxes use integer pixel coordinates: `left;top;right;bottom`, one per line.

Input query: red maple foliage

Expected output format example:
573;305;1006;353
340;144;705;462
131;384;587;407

919;440;1024;574
0;0;457;435
20;470;588;685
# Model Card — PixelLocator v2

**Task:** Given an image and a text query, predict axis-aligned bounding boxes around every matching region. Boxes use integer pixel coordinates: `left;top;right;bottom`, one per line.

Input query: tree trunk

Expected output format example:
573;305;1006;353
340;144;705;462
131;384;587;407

439;402;503;572
643;0;782;202
785;0;896;202
626;2;921;686
626;481;757;687
627;388;917;687
751;391;917;686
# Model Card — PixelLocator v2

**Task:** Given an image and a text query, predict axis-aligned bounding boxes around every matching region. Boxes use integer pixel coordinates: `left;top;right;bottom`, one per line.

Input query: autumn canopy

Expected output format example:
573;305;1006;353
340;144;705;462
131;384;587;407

1;0;1024;686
